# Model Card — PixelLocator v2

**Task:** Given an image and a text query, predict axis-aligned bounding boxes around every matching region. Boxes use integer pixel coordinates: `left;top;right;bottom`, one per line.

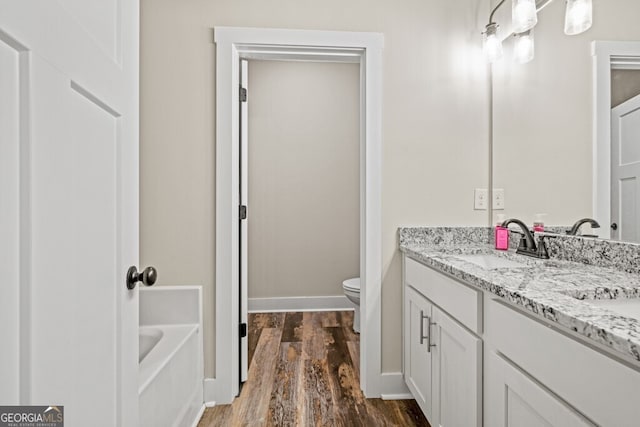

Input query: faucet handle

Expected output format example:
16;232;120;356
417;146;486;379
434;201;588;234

510;230;528;251
535;235;554;259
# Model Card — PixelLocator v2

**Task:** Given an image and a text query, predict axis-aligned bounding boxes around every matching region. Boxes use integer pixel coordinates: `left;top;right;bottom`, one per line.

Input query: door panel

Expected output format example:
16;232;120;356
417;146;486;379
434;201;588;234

30;53;120;425
404;286;434;421
507;388;554;427
57;0;120;60
485;351;593;427
620;102;640;164
0;35;21;405
611;94;640;242
240;58;249;383
0;2;138;425
433;307;481;427
620;177;637;242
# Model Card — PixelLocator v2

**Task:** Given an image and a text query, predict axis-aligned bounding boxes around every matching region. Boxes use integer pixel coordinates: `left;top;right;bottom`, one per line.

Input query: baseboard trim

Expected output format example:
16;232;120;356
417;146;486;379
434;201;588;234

381;393;413;400
248;296;354;313
203;378;219;406
379;372;412;400
189;404;206;427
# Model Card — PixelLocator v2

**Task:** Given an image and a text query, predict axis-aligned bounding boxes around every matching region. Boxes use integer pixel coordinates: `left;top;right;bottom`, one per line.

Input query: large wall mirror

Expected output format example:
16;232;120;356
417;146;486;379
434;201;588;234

492;0;640;242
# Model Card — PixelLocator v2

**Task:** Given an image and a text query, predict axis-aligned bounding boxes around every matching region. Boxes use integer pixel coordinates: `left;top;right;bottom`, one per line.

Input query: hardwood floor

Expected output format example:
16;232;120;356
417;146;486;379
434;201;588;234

198;311;430;427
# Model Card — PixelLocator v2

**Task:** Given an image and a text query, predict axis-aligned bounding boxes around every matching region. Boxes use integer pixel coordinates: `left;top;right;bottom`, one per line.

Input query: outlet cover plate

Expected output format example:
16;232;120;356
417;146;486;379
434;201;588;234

474;188;488;210
493;189;505;210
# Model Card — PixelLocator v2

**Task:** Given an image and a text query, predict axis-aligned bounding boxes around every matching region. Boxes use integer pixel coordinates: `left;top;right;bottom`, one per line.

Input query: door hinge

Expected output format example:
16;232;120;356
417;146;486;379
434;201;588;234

240;86;247;102
239;323;247;338
239;205;247;220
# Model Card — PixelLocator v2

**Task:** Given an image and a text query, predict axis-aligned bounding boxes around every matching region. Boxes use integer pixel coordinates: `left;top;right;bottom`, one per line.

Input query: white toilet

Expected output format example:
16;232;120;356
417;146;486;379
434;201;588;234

342;277;360;333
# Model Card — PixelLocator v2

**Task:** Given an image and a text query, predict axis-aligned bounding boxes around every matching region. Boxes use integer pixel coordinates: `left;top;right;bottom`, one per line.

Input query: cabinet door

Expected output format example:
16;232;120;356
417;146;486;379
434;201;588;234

404;286;434;421
485;351;595;427
432;307;482;427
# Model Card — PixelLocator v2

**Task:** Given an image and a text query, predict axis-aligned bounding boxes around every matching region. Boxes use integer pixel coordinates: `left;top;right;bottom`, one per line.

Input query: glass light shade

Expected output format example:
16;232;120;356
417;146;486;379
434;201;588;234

512;0;538;33
514;31;534;64
564;0;593;35
483;24;503;63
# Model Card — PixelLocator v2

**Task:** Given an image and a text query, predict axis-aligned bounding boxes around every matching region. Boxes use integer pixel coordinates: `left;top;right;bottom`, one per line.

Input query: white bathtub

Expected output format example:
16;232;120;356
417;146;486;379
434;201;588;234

139;287;204;427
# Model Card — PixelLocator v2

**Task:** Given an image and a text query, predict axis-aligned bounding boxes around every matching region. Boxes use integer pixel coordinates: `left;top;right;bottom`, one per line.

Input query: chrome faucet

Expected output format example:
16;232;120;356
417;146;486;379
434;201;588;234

566;218;600;236
501;218;550;259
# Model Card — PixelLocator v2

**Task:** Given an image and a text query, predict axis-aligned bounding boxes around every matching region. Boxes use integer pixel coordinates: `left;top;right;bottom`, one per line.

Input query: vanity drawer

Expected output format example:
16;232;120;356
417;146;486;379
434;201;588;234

405;257;482;334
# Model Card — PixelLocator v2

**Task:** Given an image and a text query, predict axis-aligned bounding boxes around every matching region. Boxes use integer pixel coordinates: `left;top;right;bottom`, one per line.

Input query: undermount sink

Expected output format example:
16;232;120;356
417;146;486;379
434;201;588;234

454;254;526;270
584;299;640;321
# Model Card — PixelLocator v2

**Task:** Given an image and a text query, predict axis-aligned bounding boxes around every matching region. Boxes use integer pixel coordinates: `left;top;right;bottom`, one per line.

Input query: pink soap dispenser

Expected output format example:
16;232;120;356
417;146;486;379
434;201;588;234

495;214;509;251
533;213;547;232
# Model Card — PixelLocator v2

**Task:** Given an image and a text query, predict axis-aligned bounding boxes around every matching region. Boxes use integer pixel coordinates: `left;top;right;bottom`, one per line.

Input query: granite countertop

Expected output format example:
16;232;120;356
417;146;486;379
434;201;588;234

399;233;640;364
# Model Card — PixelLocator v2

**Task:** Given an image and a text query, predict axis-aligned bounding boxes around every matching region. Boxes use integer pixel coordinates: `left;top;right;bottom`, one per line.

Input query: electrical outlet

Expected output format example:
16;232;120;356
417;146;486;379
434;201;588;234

493;188;505;210
474;188;488;210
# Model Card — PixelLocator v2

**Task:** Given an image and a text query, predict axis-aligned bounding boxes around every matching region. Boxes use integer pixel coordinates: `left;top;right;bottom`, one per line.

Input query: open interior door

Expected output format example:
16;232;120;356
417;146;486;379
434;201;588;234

239;58;249;383
0;2;140;425
611;93;640;243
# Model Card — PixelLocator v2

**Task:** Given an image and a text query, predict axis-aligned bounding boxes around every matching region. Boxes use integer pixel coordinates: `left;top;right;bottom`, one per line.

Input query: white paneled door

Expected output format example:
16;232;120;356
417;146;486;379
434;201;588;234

0;2;139;426
611;94;640;243
432;306;482;427
239;58;249;383
403;286;434;421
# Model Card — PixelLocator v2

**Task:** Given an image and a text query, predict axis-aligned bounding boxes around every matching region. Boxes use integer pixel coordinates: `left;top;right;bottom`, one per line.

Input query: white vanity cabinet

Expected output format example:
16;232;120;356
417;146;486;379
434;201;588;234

403;253;640;426
403;258;482;427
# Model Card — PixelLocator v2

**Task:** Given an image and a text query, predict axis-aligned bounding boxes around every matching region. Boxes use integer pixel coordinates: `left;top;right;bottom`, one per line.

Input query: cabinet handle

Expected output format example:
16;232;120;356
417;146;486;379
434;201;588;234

427;317;437;352
420;311;428;345
420;311;437;352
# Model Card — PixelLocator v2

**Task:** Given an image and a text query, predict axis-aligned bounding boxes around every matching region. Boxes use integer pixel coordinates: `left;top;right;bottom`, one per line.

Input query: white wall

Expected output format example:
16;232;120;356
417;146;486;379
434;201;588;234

140;0;216;376
140;0;490;376
492;0;640;226
247;60;360;299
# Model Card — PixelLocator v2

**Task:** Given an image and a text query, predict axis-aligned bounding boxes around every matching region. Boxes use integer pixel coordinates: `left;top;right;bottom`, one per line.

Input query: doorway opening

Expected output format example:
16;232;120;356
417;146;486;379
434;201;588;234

213;27;384;404
239;58;361;385
593;41;640;240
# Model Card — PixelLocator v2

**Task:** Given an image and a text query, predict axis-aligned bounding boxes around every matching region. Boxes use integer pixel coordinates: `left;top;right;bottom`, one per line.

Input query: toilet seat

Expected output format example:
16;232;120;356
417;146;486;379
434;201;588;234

342;278;360;291
342;277;361;334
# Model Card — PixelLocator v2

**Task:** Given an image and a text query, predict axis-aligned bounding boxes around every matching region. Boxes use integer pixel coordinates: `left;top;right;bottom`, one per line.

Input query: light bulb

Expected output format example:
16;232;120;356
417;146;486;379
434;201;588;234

564;0;592;35
512;0;538;33
514;30;534;64
483;23;503;63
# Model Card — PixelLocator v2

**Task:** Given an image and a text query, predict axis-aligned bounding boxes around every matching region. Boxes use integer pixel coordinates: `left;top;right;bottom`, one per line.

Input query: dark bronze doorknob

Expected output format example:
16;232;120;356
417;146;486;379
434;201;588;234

126;266;157;290
611;223;618;231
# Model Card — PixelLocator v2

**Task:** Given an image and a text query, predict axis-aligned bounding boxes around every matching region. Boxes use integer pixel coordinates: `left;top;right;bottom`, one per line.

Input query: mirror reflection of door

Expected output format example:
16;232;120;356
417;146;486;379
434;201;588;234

611;70;640;243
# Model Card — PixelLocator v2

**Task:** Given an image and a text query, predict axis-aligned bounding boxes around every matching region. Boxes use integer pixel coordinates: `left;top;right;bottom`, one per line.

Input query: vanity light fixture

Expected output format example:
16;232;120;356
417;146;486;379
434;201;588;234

483;23;504;63
512;0;538;33
483;0;593;64
564;0;593;35
514;30;535;64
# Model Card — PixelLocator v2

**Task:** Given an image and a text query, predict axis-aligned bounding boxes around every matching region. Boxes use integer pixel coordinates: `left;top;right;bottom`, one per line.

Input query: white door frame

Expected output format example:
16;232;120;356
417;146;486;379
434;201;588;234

214;27;383;404
592;41;640;239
